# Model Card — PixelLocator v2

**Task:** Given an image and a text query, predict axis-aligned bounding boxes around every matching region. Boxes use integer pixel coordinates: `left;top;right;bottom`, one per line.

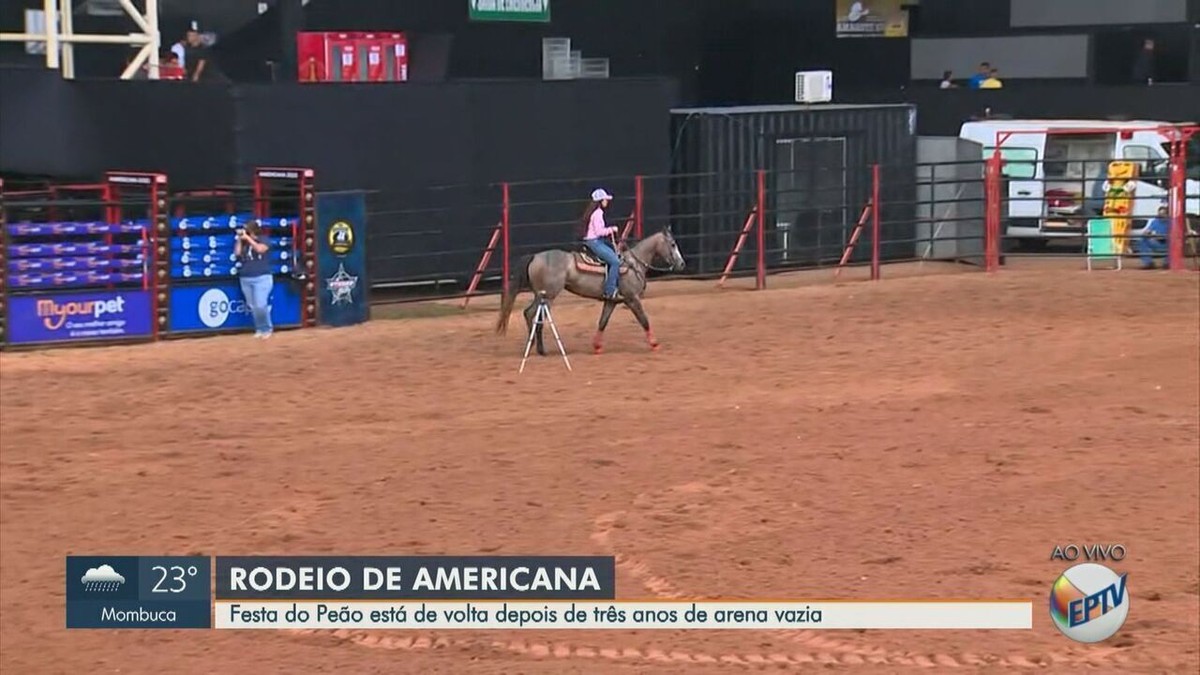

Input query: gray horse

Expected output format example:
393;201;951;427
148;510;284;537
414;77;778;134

496;227;686;355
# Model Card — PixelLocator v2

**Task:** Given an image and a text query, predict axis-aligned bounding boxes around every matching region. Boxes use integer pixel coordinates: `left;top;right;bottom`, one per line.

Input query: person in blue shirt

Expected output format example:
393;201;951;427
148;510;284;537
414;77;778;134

234;221;274;338
967;62;991;89
1132;206;1170;269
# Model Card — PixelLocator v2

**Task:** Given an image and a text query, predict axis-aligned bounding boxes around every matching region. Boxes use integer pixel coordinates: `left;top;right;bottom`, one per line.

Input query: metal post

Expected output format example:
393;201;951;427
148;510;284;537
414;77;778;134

43;0;59;70
143;0;160;79
870;164;881;281
985;154;1002;272
0;178;7;346
756;169;766;290
58;0;74;79
634;175;644;239
501;183;511;296
1168;139;1186;272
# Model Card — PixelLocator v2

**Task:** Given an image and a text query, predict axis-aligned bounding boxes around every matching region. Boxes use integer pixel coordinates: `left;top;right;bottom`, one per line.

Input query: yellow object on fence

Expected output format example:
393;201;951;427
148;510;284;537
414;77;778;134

1101;161;1139;255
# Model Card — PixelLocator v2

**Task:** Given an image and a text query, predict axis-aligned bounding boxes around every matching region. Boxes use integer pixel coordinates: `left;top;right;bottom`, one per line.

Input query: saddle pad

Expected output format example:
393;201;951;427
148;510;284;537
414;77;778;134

574;251;627;274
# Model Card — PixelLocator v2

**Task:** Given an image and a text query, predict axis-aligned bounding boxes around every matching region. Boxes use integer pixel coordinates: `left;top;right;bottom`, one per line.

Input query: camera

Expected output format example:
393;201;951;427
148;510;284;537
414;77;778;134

236;228;246;237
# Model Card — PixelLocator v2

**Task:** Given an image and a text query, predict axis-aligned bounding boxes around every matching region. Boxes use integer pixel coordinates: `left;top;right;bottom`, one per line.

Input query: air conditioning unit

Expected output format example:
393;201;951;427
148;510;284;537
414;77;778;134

80;0;124;17
795;70;833;104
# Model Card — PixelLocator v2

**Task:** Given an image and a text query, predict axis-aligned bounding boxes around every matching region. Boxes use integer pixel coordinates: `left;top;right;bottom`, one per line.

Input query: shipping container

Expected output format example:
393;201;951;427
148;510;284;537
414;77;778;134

669;103;918;274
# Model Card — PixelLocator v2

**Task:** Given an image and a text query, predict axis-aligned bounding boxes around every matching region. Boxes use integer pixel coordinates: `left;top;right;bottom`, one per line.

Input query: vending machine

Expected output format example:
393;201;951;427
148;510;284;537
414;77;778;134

296;31;408;83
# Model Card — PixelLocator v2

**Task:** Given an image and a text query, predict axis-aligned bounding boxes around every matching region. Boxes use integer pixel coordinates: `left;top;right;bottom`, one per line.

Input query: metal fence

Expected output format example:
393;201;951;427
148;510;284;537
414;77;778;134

361;157;1000;303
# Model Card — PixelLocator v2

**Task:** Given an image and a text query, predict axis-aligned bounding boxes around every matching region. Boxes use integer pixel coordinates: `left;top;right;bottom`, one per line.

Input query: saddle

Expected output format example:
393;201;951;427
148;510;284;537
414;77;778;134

574;246;629;275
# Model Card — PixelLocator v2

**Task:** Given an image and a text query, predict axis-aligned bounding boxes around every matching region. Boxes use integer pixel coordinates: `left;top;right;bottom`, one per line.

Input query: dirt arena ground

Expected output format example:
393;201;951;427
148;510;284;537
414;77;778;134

1;265;1197;673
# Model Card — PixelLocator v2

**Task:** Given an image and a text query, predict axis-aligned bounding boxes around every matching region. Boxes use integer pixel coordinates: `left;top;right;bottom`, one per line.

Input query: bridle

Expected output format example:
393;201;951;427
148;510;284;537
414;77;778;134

624;234;680;273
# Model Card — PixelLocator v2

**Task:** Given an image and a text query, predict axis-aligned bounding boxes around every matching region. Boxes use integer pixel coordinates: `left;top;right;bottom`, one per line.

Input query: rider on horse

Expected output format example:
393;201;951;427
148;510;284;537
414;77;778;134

582;188;621;299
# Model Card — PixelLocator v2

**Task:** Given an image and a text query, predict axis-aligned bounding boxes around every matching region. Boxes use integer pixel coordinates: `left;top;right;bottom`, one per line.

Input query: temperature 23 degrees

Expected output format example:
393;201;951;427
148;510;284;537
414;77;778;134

151;564;200;593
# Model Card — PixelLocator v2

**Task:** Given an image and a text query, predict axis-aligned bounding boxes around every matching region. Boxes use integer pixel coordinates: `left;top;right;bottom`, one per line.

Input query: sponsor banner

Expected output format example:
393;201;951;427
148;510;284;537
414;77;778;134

168;280;302;333
315;192;370;327
469;0;550;23
836;0;909;38
6;290;153;345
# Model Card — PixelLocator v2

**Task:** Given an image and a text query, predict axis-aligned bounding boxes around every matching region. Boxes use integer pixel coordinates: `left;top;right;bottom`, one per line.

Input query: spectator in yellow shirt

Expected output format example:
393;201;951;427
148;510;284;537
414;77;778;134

980;68;1003;89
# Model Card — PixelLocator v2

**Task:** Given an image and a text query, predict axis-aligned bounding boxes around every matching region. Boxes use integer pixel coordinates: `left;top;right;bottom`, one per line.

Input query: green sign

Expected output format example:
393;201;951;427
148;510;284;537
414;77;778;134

469;0;550;23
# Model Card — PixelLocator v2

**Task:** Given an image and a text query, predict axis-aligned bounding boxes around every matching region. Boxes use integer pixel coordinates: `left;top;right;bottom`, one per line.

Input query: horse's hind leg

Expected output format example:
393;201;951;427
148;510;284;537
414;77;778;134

522;298;546;356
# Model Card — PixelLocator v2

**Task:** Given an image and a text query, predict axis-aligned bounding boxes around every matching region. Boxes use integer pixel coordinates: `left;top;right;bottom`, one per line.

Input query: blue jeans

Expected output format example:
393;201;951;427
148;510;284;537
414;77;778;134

584;239;621;296
1133;237;1167;267
239;274;274;334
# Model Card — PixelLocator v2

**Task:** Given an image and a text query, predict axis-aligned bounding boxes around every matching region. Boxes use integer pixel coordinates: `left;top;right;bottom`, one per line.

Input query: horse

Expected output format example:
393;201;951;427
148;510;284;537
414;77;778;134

495;227;686;355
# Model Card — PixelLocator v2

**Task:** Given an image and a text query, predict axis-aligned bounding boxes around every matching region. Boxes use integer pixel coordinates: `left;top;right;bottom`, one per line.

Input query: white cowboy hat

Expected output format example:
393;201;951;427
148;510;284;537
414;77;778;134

591;188;613;201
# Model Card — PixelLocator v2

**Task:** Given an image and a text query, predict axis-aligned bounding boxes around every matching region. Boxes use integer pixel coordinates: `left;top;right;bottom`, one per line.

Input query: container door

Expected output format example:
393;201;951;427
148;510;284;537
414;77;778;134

773;137;848;265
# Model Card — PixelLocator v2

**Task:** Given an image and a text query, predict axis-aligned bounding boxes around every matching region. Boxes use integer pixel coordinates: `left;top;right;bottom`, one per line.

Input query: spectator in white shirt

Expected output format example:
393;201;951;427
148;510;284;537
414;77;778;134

939;71;957;89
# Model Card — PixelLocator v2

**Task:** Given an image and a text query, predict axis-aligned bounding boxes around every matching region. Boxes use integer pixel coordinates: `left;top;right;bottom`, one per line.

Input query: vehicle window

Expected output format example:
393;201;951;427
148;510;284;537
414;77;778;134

1043;142;1068;178
1122;145;1155;161
1125;145;1167;179
984;146;1037;179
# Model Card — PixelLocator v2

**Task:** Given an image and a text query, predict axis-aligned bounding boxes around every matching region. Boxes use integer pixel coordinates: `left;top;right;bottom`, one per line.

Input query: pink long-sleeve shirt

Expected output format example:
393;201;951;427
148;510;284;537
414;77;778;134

585;208;618;240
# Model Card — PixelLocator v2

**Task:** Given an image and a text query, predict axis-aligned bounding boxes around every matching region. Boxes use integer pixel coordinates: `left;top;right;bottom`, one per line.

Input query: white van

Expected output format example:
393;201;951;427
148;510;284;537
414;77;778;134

959;119;1199;244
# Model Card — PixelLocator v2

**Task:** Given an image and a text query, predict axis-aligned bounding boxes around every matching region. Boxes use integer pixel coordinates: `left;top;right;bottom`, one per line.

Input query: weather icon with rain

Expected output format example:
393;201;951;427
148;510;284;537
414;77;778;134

81;564;126;591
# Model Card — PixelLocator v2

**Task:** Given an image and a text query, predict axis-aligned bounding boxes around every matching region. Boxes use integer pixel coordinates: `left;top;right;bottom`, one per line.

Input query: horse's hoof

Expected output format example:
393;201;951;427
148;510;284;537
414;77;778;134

649;343;661;352
593;346;604;355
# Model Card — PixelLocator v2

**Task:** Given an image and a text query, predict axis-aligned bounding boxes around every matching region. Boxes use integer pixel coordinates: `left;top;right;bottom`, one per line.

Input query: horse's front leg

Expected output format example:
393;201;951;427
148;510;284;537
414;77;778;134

593;301;618;355
624;297;658;352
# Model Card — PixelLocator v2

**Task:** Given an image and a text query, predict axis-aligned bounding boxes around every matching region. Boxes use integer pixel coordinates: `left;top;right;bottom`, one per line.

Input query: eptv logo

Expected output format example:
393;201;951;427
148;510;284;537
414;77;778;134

1049;560;1130;643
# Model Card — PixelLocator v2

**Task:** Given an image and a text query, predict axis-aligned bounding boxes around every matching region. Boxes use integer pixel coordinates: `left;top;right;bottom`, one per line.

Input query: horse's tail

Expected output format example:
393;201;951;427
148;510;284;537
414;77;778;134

495;254;534;335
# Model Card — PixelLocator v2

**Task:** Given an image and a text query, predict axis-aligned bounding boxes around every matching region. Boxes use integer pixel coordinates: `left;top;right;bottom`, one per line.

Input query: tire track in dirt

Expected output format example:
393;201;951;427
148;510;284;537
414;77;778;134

277;480;1146;669
588;479;1143;670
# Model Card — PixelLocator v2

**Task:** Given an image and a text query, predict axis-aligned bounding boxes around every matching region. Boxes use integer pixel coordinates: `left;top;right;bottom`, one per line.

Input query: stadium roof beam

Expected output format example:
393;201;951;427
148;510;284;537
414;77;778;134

0;0;161;80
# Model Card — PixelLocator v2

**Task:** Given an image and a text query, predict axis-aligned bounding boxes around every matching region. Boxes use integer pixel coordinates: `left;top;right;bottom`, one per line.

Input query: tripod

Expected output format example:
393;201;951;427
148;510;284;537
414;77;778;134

519;292;572;373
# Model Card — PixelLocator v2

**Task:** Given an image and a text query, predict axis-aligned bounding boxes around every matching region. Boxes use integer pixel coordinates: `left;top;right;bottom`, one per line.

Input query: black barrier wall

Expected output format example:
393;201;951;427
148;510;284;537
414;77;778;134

233;78;677;190
836;84;1200;137
1;67;678;192
0;67;236;188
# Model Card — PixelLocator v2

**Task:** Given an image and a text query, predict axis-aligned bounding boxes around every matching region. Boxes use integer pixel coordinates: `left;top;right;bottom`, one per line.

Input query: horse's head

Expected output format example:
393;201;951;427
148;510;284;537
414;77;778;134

654;225;686;272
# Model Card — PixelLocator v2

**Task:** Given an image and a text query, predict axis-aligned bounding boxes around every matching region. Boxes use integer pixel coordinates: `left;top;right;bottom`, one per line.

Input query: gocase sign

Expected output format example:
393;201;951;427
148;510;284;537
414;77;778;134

469;0;550;22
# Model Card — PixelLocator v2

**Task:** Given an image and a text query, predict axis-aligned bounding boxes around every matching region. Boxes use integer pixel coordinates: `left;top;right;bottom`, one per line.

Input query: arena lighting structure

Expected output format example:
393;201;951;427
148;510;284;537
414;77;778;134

0;0;162;80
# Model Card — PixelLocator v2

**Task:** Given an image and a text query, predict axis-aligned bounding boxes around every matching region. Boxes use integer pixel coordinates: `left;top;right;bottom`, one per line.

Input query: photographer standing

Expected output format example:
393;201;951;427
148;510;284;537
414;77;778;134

235;221;274;339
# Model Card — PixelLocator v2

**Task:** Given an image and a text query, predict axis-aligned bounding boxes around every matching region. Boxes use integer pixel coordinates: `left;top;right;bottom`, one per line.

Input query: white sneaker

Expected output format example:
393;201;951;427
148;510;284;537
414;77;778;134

260;331;273;340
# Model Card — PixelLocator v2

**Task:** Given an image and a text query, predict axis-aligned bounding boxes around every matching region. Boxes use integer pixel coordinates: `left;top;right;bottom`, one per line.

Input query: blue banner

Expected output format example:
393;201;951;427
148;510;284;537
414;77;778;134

316;192;370;327
6;290;154;345
168;280;303;333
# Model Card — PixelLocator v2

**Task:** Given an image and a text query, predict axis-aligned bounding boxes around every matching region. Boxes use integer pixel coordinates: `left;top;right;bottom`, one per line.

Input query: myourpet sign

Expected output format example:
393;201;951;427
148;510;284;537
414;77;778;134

469;0;550;22
215;556;614;600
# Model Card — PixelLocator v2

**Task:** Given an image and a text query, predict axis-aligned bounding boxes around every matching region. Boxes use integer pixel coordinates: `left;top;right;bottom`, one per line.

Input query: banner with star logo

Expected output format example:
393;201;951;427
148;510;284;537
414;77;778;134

316;192;370;327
